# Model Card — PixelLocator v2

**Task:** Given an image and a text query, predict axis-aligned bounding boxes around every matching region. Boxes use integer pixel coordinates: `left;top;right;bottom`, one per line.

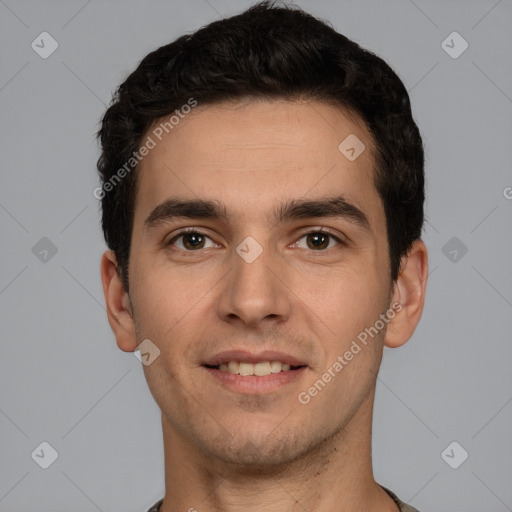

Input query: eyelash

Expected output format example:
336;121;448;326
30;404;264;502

166;227;344;253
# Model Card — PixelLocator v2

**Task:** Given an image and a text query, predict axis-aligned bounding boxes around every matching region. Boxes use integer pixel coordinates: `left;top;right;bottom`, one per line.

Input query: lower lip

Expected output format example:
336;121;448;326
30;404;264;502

203;366;307;393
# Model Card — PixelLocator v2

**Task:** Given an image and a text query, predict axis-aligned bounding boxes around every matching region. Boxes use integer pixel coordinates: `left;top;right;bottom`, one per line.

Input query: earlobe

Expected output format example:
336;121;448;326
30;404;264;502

100;250;138;352
384;239;428;348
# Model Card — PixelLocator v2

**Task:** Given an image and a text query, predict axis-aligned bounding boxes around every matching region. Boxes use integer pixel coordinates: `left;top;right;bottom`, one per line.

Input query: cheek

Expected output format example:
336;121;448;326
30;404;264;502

305;263;387;333
130;263;223;374
131;262;204;333
301;269;390;395
305;277;387;401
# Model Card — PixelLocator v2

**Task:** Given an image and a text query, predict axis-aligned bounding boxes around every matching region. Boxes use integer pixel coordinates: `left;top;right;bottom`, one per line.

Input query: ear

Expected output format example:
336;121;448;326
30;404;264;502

100;250;138;352
384;239;428;348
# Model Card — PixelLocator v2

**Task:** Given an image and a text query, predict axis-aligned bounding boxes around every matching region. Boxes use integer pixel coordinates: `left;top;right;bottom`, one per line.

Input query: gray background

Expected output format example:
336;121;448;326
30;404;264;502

1;0;511;510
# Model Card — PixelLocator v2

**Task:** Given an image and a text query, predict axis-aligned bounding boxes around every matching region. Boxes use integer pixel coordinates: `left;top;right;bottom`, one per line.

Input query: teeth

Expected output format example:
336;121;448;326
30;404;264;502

217;360;296;376
270;361;282;373
254;362;271;376
239;362;254;376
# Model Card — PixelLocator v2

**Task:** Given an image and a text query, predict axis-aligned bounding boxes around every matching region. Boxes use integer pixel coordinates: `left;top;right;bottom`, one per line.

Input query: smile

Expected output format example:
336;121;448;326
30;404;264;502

205;360;303;376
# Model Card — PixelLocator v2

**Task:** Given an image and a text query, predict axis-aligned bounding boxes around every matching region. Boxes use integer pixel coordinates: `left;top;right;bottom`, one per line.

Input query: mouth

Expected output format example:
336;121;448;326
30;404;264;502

201;350;308;393
204;360;305;376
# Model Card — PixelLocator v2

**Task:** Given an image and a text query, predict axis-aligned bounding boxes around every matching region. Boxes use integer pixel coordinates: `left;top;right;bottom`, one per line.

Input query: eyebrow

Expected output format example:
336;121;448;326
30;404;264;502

144;195;371;232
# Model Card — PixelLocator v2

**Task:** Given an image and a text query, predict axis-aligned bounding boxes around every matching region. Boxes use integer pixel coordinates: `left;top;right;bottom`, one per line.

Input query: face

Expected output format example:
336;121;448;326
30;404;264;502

125;99;395;466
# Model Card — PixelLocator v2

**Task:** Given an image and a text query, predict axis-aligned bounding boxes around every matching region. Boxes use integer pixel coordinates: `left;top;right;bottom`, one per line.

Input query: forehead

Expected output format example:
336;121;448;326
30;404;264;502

134;99;382;229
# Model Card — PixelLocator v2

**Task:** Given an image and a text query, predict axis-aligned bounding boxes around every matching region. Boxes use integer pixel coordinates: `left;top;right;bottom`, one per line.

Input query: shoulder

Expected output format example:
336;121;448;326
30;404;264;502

381;485;422;512
145;497;164;512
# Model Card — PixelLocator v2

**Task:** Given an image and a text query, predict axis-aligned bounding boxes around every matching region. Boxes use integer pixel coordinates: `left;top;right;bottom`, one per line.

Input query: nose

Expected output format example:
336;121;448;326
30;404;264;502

216;238;291;328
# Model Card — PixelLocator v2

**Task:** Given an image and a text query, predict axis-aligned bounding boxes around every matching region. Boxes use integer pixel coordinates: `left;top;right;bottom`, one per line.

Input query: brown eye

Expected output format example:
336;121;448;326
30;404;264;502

306;232;329;250
181;232;205;250
168;230;215;251
295;230;341;251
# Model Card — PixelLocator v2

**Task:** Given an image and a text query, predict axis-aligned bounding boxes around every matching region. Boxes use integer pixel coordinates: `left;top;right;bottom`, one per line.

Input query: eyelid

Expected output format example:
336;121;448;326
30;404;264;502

299;227;340;236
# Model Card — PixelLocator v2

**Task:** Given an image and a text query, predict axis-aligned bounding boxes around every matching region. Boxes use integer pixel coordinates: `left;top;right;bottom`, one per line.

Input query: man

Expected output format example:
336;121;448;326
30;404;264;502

97;2;428;511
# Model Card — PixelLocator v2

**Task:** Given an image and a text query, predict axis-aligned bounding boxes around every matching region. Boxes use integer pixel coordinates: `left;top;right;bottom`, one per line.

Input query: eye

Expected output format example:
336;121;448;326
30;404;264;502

167;229;217;251
294;230;342;251
166;228;343;252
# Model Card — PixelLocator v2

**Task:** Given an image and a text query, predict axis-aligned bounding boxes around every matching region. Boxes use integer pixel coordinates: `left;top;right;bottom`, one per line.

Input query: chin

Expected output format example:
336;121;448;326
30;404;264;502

213;440;302;469
198;425;322;471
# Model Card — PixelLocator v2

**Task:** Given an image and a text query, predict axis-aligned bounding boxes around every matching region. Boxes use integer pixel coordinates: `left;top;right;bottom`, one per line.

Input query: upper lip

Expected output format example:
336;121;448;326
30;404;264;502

202;350;307;367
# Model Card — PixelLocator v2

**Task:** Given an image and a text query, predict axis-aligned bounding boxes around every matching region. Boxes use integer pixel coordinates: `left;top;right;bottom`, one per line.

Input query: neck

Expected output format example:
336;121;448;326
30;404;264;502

159;388;398;512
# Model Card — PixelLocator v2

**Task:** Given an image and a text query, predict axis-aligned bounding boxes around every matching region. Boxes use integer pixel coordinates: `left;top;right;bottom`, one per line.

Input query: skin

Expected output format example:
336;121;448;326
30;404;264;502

101;99;428;512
